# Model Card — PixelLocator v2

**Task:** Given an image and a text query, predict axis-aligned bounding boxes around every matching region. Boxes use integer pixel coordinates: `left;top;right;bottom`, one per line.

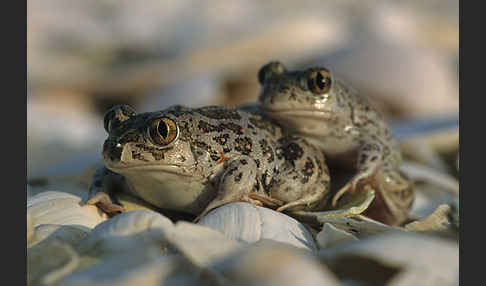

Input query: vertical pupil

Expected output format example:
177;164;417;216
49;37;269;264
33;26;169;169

316;72;328;90
158;121;169;139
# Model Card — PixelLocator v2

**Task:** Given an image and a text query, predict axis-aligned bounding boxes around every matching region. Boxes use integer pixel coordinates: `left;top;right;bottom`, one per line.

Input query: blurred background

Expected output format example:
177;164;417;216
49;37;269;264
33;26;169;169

27;0;458;196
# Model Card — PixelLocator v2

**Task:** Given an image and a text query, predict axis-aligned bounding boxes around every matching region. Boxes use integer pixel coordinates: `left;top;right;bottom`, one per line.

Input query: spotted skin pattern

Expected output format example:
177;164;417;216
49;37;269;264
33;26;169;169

258;61;414;226
87;105;331;220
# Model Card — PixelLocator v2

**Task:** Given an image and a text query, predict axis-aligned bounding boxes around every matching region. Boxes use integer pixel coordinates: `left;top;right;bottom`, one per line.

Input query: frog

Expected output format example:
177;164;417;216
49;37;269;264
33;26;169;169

257;61;414;226
85;104;331;221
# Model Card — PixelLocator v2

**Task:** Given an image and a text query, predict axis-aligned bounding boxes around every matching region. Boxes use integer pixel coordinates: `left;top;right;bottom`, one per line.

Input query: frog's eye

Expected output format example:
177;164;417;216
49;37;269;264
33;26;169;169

307;69;332;94
258;61;287;84
104;105;137;133
147;117;179;146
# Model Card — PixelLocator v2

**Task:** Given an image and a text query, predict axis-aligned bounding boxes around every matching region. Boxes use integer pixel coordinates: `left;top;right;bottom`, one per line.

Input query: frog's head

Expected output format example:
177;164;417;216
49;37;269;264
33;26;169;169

258;61;345;134
101;105;200;177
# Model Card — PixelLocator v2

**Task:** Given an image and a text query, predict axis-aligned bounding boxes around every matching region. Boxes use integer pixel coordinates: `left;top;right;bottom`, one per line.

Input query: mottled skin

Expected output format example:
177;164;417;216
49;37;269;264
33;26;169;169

87;104;331;221
258;61;414;226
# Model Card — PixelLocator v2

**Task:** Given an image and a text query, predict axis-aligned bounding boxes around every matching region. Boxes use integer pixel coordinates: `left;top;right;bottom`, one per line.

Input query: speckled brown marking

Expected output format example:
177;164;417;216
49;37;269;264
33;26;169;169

118;132;143;145
220;122;245;135
194;140;218;159
362;143;381;152
248;116;277;136
213;134;230;145
227;166;238;176
197;107;242;120
301;157;315;184
234;172;243;182
315;158;322;177
217;152;229;164
260;173;270;194
178;121;192;140
198;120;224;133
234;137;253;155
278;138;304;165
259;139;274;163
255;159;261;168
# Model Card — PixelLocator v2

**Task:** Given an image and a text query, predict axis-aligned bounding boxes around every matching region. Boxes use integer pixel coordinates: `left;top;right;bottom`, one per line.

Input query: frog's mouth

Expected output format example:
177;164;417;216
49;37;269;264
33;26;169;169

262;108;334;121
105;162;196;177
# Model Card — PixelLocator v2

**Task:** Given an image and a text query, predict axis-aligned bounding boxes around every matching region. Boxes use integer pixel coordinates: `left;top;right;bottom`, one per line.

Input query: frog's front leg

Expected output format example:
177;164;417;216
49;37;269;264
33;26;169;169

330;137;414;225
85;166;126;214
194;157;263;222
331;139;384;207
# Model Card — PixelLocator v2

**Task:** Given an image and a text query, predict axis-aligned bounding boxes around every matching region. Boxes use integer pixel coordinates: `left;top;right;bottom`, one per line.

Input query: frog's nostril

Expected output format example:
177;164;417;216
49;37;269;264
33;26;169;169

102;140;123;162
111;146;123;162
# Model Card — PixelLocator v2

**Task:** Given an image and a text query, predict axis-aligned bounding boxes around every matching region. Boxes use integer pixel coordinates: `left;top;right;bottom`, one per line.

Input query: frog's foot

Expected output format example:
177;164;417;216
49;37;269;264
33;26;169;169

276;188;329;213
363;170;414;226
85;192;125;214
194;156;260;223
276;201;307;212
332;139;388;207
331;171;377;207
248;193;284;208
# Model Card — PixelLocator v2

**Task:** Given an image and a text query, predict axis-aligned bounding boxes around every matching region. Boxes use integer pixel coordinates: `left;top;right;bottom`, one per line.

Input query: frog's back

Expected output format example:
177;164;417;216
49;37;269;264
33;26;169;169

165;106;284;171
192;106;282;137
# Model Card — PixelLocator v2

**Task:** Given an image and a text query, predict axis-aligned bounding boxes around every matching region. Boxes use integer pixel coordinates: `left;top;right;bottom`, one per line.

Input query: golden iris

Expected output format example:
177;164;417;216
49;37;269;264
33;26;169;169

307;69;332;94
148;117;179;146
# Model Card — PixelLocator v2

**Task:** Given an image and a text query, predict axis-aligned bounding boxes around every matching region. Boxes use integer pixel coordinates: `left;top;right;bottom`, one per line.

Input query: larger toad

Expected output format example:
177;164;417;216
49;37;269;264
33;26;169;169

86;104;331;220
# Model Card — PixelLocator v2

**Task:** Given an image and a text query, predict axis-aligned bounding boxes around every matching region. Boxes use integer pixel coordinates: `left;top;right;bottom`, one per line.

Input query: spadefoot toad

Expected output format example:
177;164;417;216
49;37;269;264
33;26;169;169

258;61;414;225
87;104;331;220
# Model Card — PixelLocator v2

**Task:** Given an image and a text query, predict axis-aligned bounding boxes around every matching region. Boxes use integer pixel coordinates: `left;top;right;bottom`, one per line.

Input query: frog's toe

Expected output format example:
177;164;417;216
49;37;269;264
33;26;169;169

332;177;367;207
276;202;302;212
97;202;125;214
276;194;325;212
249;199;264;207
331;181;354;207
85;192;125;214
248;193;284;208
332;169;381;207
